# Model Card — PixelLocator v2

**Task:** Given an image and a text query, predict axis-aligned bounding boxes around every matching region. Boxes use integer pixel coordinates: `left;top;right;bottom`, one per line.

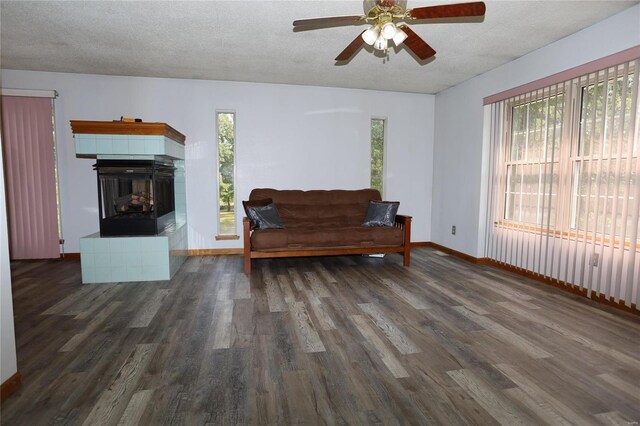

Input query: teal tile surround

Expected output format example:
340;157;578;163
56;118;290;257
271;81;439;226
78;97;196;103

174;160;187;224
80;224;187;284
74;134;185;159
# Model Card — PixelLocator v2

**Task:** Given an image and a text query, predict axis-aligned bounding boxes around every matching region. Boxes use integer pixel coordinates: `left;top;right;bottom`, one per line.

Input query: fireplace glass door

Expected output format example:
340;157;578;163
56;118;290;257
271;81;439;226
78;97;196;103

95;160;175;236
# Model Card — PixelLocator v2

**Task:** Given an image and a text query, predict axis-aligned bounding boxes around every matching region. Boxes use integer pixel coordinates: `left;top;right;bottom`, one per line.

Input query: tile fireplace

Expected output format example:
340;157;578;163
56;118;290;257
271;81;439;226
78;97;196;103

71;121;187;283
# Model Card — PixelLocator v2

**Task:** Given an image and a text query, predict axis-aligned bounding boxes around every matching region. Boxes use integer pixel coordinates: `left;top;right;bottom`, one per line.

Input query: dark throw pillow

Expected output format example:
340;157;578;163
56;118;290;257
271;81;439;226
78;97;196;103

246;203;285;229
363;200;399;227
242;198;273;217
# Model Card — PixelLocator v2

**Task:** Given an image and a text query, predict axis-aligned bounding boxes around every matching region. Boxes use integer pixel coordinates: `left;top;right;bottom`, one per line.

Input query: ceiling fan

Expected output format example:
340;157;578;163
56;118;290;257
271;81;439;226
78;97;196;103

293;0;486;62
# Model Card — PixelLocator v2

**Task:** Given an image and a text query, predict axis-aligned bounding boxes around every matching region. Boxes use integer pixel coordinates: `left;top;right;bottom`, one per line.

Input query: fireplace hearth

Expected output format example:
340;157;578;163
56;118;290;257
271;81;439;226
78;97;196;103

95;159;176;236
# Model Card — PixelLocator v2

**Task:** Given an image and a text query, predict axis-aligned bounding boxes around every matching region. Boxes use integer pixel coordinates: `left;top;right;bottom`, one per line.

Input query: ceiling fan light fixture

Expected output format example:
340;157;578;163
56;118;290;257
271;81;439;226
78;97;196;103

294;1;487;63
362;24;381;45
392;28;408;46
380;22;397;40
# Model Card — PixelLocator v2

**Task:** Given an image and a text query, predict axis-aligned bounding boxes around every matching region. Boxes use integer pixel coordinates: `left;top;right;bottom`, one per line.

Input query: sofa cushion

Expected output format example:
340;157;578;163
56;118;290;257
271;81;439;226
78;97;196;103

276;202;369;228
250;188;381;205
250;225;403;251
246;203;285;229
363;200;400;227
249;188;382;228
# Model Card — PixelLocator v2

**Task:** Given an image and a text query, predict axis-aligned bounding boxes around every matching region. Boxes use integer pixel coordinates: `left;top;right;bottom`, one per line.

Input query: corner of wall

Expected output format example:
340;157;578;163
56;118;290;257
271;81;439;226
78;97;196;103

0;133;18;386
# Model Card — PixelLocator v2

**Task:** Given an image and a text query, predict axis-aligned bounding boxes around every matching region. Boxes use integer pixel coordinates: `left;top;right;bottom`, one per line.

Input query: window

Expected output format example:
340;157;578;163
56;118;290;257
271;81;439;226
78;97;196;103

1;95;60;258
216;111;236;237
500;62;638;241
486;57;639;305
572;71;637;237
505;93;563;227
370;118;386;195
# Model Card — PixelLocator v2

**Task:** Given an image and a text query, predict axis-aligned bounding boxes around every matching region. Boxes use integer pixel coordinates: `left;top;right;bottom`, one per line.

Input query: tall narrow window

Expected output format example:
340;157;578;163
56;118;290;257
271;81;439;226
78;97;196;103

370;118;386;195
217;111;236;236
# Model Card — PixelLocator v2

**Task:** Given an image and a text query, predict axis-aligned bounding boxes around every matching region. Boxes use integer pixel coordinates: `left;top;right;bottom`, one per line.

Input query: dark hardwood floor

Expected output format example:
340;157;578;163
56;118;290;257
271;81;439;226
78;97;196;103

2;248;639;425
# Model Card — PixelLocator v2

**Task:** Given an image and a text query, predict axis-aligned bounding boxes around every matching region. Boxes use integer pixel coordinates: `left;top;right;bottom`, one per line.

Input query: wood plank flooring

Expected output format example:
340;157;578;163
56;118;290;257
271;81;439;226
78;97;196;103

2;248;639;425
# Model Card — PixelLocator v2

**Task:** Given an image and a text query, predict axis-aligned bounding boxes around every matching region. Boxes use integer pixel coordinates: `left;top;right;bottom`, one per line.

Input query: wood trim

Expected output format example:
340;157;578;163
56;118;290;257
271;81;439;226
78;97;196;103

60;252;80;260
215;235;240;241
478;258;639;317
69;120;186;145
394;214;412;224
423;242;480;264
187;249;243;256
410;242;430;247
1;372;21;402
423;242;639;316
250;246;405;259
402;216;412;267
243;217;252;274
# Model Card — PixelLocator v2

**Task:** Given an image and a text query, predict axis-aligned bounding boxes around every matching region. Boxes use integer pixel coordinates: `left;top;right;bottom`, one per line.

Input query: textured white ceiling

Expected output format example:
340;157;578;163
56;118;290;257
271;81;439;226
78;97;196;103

1;1;637;94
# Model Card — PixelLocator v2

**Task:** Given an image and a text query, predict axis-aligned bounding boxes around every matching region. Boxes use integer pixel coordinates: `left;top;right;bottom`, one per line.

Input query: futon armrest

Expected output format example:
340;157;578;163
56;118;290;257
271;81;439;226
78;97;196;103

243;217;252;274
395;214;412;224
396;215;412;267
243;216;256;230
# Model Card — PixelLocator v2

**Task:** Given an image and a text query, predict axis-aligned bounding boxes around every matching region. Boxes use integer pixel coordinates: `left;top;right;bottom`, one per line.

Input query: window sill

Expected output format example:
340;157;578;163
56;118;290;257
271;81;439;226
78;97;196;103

215;235;240;241
494;220;638;251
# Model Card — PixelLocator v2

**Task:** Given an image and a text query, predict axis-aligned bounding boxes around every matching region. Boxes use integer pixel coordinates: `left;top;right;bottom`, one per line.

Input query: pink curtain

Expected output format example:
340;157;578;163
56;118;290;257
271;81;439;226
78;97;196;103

1;96;60;259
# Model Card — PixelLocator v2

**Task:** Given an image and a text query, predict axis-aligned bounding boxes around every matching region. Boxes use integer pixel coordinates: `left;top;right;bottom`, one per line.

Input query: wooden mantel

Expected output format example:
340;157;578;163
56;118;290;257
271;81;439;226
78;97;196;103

70;120;185;145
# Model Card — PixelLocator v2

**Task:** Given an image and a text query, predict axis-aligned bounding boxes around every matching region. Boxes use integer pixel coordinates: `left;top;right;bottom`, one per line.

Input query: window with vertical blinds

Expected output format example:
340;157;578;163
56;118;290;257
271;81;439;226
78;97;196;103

485;58;639;309
1;96;60;259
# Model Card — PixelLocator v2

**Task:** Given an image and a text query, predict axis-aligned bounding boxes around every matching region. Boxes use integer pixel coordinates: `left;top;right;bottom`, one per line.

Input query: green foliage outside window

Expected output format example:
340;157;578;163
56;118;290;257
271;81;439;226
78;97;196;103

217;112;236;235
370;118;385;194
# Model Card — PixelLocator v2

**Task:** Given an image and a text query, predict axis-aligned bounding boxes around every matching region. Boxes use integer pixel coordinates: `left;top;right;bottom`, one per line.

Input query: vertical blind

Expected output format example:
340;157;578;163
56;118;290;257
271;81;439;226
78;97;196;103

485;58;640;309
1;96;60;259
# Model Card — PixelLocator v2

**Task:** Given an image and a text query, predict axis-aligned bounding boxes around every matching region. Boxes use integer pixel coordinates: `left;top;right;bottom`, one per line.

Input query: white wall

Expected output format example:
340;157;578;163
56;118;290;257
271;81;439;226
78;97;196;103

0;133;18;384
432;4;640;257
0;71;435;252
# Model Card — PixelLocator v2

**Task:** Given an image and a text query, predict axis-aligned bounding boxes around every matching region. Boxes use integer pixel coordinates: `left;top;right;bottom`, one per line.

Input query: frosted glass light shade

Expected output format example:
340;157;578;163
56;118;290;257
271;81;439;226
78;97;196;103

392;28;408;46
381;22;397;40
362;25;381;45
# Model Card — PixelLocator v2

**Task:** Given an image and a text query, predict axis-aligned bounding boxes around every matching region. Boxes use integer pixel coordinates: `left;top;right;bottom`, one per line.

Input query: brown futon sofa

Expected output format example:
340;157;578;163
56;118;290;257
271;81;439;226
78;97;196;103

243;188;411;274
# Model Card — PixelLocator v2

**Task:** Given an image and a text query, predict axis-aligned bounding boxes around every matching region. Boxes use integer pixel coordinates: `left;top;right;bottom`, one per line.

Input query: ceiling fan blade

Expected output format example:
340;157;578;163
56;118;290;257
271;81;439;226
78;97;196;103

399;26;436;61
293;15;364;28
335;31;367;61
408;2;486;20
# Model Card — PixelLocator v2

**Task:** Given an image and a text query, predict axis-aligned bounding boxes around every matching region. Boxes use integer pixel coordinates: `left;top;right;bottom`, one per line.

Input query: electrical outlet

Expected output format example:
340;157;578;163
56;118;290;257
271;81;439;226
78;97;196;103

591;253;599;267
452;225;456;235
